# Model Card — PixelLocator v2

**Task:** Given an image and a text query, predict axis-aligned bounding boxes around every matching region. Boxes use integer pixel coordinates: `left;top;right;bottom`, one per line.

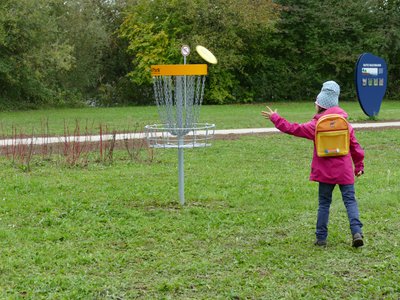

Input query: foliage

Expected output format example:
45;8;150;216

0;0;76;109
58;0;142;107
1;0;400;108
119;0;400;104
260;0;400;101
373;0;400;98
0;0;133;109
119;0;279;104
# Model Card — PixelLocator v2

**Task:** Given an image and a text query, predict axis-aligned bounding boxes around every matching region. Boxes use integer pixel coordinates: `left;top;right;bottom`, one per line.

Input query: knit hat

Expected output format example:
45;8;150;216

315;81;340;109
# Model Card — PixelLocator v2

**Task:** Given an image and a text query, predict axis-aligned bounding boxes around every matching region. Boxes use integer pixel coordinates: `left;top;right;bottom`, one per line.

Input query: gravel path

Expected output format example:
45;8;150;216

1;121;399;146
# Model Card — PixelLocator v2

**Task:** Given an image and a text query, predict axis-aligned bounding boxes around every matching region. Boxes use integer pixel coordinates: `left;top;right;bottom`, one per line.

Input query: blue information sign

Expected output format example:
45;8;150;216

355;53;387;117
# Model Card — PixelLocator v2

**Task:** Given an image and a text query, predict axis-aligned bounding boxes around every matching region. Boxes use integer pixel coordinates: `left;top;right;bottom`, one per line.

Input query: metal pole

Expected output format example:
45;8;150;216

177;54;187;205
178;146;184;205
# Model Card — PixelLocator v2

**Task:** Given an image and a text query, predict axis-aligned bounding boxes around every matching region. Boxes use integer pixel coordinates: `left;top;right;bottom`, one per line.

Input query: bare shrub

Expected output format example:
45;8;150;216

123;123;155;163
0;120;156;169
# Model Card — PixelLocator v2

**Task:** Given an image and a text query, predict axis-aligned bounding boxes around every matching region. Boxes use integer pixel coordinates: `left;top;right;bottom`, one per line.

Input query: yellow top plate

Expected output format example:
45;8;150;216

196;45;218;64
151;64;208;76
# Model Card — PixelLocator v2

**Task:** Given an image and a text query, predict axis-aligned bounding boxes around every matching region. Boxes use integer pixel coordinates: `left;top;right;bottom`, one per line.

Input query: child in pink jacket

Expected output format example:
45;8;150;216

261;81;365;247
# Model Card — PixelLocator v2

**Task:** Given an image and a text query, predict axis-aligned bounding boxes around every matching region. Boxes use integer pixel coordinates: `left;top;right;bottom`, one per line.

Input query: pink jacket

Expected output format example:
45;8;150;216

270;106;364;185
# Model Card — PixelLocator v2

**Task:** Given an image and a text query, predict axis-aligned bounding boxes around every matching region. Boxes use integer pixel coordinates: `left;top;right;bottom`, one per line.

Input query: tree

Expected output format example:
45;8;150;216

0;0;133;109
2;0;399;109
0;0;75;109
373;0;400;98
261;0;400;101
119;0;279;104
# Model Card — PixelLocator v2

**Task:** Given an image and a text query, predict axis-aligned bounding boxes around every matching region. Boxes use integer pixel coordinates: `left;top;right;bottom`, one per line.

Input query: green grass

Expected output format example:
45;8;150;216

0;100;399;135
0;127;399;298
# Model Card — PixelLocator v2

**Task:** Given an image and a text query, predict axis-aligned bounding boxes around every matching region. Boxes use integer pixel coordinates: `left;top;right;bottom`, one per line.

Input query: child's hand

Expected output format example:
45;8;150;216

355;170;364;177
261;106;277;120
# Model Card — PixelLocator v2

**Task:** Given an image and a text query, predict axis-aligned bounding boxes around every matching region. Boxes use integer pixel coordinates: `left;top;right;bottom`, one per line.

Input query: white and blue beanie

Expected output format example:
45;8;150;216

315;81;340;109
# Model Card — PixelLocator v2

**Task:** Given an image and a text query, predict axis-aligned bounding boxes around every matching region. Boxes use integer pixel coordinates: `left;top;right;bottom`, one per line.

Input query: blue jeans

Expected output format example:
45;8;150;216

316;183;363;241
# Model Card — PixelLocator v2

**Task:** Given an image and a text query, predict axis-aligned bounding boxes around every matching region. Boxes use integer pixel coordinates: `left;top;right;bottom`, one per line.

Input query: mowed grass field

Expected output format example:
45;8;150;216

0;101;399;135
0;103;399;299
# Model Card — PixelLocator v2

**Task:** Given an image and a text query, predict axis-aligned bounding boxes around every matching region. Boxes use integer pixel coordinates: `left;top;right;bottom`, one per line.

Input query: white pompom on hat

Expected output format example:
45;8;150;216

315;81;340;109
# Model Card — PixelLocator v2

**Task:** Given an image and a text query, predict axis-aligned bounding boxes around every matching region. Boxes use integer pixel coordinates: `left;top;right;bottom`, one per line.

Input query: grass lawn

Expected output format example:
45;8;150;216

0;101;399;136
0;111;399;299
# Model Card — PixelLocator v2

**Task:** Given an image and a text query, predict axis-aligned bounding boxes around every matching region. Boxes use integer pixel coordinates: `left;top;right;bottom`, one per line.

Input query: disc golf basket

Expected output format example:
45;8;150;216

145;45;216;205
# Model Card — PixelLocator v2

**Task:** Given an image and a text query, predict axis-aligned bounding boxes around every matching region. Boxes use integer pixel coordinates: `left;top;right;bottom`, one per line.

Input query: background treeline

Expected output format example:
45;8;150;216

0;0;399;110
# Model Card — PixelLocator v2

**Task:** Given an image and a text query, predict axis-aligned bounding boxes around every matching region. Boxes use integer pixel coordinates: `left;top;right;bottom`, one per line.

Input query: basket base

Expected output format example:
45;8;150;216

145;123;215;149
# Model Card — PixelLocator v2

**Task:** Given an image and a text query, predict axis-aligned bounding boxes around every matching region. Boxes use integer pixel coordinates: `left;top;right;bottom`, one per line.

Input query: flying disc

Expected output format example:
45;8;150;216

196;45;218;64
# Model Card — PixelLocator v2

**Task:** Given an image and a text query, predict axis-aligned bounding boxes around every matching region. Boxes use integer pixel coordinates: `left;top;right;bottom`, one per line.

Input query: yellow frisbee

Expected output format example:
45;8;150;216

196;45;218;64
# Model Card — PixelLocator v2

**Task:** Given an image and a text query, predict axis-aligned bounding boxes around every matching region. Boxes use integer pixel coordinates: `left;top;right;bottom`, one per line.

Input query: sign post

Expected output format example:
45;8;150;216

355;53;387;117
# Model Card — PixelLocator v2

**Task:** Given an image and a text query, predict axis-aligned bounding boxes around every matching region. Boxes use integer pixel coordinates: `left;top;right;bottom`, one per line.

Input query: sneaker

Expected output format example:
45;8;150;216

352;233;364;248
314;239;327;246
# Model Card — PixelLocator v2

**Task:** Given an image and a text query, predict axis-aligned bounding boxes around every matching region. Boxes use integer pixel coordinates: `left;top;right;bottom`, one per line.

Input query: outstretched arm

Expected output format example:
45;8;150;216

261;105;315;140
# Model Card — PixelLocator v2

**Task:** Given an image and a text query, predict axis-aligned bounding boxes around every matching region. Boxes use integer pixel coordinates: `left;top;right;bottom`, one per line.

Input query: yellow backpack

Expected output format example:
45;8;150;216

315;114;350;157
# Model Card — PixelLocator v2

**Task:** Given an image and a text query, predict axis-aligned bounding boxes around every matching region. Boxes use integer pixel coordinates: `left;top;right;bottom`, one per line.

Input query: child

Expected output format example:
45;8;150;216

261;81;365;247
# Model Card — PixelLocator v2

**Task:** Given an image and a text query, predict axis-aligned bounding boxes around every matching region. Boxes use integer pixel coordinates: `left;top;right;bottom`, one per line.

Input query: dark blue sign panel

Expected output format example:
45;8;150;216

355;53;387;117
